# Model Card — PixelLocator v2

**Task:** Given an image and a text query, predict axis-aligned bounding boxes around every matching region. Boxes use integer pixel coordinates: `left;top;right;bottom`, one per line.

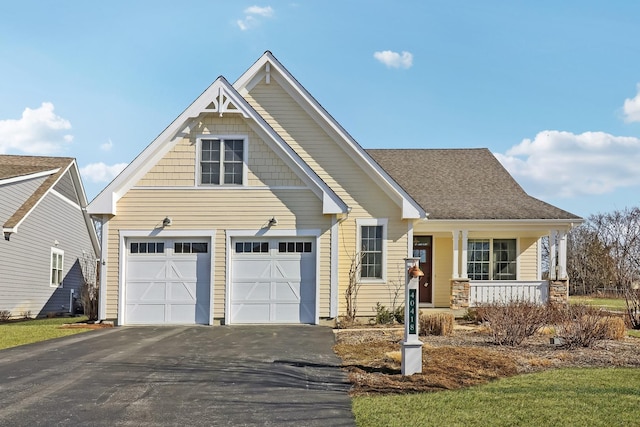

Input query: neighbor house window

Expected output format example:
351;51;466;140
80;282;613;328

199;137;245;185
50;248;64;287
358;219;387;280
467;238;517;280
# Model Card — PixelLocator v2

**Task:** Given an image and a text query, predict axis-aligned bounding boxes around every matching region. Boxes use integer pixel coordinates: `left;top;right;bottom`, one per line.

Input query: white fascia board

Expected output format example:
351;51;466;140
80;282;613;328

6;162;75;235
87;78;234;216
0;169;59;186
230;84;348;215
417;219;584;233
234;52;424;219
87;74;346;217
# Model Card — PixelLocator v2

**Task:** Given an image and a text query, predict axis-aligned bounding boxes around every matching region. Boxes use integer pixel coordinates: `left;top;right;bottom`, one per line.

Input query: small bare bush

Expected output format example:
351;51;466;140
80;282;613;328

0;310;11;322
478;301;548;346
554;304;624;348
419;312;454;336
600;316;627;340
625;287;640;329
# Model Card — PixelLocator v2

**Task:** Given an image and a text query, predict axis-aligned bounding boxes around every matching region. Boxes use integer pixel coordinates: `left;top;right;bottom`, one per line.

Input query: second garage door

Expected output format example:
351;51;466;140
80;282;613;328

230;238;316;324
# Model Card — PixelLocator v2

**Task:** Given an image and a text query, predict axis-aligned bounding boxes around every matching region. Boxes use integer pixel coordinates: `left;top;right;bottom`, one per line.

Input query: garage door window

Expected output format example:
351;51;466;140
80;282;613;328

278;241;312;253
235;242;269;253
130;242;165;254
175;242;208;253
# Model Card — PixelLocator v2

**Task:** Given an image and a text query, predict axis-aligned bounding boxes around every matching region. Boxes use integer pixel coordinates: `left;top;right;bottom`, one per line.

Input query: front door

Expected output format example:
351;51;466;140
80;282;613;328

413;236;433;304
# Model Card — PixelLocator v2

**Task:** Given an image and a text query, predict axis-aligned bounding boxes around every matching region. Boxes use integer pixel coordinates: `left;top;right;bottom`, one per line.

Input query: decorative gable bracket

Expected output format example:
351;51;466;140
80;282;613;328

202;86;249;118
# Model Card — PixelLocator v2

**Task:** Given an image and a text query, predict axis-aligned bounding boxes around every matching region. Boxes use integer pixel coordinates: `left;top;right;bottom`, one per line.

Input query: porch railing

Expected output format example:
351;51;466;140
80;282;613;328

469;280;549;306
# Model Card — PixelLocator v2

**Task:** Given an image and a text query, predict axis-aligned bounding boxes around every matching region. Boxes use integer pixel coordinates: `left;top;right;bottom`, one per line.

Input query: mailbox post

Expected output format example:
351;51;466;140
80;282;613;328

402;257;423;375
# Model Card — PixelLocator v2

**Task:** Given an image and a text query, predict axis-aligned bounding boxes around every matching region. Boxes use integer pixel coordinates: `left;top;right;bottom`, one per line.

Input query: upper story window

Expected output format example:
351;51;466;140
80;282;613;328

199;137;246;186
467;238;517;281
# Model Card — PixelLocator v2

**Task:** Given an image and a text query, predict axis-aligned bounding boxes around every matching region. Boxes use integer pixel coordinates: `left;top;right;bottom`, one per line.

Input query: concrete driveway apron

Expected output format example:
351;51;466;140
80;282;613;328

0;325;355;426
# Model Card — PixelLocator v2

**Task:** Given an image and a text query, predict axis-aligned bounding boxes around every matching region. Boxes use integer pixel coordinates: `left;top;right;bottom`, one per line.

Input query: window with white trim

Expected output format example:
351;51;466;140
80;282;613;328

358;219;387;280
199;137;246;185
50;248;64;287
467;238;517;280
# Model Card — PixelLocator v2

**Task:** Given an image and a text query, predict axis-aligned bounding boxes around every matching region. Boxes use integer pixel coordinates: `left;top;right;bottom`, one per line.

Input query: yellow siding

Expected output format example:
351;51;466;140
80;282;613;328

519;237;539;280
104;189;330;321
244;79;410;318
433;236;453;307
136;115;304;188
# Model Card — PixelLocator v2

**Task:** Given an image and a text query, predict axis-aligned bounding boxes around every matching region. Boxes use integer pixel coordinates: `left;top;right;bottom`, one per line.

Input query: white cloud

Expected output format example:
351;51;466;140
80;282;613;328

495;130;640;198
623;84;640;123
100;138;113;151
80;162;128;183
237;5;274;30
0;102;73;155
373;50;413;69
244;6;274;17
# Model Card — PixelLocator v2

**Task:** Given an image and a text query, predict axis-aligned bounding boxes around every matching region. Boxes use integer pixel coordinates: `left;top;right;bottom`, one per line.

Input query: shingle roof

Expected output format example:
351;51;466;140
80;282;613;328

0;155;75;230
366;148;581;220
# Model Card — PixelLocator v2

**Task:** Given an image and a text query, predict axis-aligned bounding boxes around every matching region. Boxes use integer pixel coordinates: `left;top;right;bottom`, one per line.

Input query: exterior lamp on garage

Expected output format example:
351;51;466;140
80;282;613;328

268;217;278;227
162;217;172;227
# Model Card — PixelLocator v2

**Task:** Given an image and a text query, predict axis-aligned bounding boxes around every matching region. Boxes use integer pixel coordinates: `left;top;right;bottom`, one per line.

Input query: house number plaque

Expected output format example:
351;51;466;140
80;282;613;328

408;289;417;334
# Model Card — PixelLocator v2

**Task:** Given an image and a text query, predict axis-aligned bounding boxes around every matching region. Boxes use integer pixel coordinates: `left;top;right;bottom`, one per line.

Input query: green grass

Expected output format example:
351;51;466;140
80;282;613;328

629;330;640;338
353;368;640;427
0;316;90;350
570;296;627;311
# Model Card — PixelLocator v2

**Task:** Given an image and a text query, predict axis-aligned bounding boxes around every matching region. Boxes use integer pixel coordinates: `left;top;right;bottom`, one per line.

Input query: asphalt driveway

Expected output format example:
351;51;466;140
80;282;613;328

0;325;354;426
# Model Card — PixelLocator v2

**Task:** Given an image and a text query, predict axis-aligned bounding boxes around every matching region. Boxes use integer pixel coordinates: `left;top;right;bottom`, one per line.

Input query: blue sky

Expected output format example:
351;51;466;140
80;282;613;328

1;1;639;218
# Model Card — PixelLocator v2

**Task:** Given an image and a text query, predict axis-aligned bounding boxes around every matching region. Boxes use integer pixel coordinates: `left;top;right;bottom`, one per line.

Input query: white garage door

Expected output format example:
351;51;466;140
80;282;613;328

230;238;316;324
125;239;211;325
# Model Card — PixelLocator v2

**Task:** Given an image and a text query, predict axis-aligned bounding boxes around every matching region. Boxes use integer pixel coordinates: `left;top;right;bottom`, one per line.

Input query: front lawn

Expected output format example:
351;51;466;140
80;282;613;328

0;316;91;350
569;296;627;312
353;368;640;427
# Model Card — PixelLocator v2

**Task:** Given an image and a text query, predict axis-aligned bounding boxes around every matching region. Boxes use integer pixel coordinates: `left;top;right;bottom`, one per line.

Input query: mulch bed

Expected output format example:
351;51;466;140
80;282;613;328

333;324;640;396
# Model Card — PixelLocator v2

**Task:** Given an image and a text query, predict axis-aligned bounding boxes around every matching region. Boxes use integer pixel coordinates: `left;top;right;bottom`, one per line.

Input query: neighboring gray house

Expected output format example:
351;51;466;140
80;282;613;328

0;155;100;318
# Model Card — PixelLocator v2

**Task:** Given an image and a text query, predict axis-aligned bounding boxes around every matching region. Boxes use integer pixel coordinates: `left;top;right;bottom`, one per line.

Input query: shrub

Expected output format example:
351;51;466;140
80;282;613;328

0;310;11;322
462;308;482;323
478;301;548;346
374;303;395;325
393;305;404;324
601;316;627;340
555;304;626;347
419;312;454;336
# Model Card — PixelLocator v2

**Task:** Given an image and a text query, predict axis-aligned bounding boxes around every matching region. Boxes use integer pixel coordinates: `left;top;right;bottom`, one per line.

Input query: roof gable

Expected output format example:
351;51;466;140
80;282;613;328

234;51;425;220
88;76;347;216
0;155;98;250
367;148;582;221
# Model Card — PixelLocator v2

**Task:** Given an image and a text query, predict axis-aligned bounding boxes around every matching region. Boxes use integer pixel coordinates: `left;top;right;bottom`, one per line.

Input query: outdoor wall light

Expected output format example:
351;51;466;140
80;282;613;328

162;217;172;227
268;217;278;227
408;264;424;278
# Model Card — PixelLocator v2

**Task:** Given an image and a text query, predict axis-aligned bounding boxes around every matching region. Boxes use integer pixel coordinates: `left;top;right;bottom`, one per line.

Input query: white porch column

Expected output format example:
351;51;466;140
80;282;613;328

452;229;460;278
461;229;469;279
549;230;558;280
537;237;543;281
558;231;568;279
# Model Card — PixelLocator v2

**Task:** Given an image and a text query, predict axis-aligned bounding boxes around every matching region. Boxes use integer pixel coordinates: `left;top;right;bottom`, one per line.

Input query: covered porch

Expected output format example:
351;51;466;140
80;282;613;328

412;220;577;310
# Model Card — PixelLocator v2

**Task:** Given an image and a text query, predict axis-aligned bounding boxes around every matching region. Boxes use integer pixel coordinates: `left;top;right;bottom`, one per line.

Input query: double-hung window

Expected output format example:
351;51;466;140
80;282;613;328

51;248;64;287
467;238;517;280
357;219;387;281
199;137;245;185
